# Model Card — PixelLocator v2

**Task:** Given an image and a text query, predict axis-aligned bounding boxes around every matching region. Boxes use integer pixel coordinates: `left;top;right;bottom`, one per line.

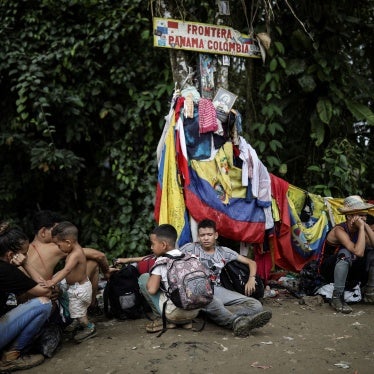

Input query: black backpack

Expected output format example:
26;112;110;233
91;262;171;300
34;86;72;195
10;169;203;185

220;260;265;300
298;260;326;296
103;264;145;320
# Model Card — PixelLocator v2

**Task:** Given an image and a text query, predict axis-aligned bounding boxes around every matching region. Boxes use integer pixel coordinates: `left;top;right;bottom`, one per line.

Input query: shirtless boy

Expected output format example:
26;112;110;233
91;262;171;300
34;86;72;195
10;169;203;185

26;210;114;313
42;221;96;343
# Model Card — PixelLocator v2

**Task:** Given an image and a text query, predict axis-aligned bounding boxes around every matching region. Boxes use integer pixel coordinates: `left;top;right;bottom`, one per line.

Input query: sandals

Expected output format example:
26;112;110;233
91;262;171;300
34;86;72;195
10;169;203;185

145;318;192;333
146;318;176;333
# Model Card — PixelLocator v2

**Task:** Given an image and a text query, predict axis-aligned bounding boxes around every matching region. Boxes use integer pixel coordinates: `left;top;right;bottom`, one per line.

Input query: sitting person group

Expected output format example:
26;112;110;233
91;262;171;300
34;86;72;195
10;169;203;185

0;211;114;372
1;196;373;371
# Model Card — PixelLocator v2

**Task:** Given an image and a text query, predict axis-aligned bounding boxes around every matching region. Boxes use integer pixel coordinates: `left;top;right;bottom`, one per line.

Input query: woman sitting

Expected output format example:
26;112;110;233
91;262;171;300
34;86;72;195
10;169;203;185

0;222;52;372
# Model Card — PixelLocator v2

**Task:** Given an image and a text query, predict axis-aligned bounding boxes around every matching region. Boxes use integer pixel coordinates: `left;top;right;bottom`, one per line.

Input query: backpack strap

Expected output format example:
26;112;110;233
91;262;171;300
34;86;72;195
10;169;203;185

156;299;169;338
163;253;185;260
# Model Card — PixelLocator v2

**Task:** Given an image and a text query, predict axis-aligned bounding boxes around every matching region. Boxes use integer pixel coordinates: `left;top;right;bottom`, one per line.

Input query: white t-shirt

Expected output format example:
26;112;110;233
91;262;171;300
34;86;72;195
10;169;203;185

151;249;199;320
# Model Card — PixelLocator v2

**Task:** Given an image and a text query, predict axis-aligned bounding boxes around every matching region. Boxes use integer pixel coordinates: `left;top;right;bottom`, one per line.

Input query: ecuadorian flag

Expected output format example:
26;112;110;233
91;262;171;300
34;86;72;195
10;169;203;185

154;108;191;246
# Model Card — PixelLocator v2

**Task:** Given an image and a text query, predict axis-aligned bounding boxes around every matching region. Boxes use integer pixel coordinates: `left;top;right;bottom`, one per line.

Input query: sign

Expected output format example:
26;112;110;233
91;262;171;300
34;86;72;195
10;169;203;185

153;18;260;59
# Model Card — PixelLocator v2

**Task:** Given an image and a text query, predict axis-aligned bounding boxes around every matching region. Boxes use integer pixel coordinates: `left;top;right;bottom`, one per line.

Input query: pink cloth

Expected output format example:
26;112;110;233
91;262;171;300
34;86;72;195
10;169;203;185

198;98;218;134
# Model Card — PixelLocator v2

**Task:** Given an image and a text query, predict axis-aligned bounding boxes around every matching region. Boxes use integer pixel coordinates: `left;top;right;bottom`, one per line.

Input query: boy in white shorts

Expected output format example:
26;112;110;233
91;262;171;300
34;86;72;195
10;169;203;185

41;221;96;343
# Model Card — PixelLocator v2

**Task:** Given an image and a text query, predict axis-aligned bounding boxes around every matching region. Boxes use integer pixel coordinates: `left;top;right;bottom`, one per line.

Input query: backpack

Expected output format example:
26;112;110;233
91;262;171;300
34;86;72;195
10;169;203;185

220;260;265;300
298;260;326;296
153;253;214;310
151;253;213;337
103;264;145;320
137;254;157;275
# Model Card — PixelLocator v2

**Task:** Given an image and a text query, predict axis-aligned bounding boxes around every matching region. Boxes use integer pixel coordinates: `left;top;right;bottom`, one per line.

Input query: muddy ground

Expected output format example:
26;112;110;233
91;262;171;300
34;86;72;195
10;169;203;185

27;292;373;374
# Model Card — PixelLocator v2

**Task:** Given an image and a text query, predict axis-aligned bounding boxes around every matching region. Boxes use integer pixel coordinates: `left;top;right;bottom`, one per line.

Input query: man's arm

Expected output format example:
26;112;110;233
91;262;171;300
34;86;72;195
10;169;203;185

25;284;52;298
334;220;366;257
237;254;257;296
83;247;112;278
116;256;146;265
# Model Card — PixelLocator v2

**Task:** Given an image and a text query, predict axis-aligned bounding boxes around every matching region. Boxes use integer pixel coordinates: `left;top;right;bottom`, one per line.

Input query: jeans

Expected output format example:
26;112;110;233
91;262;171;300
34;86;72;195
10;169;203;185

0;297;52;352
138;273;161;316
204;285;263;328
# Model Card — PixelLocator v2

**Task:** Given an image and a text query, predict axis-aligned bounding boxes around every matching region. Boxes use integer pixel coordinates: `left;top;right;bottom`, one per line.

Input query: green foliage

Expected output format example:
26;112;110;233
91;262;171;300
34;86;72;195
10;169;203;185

238;0;373;196
0;0;173;256
0;0;373;262
307;138;370;197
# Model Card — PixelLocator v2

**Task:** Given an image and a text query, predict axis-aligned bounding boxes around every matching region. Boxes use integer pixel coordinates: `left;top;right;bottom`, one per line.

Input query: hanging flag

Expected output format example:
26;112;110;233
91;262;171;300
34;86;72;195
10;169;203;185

154;107;191;246
184;142;266;243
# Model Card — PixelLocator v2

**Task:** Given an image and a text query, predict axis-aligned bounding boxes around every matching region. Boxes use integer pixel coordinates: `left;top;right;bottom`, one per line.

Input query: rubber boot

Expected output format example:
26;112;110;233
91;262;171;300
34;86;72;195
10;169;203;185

364;266;374;303
330;291;352;314
363;286;374;304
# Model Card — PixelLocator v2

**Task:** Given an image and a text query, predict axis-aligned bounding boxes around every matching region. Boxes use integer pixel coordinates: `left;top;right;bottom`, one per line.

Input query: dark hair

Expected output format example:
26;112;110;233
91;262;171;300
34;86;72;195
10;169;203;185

51;221;78;240
367;214;374;226
198;219;216;232
32;210;63;234
152;224;177;246
0;222;29;256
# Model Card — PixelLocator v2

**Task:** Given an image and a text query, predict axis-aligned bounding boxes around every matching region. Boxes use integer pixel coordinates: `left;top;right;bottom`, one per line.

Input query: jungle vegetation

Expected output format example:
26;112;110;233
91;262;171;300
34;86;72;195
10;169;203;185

0;0;372;258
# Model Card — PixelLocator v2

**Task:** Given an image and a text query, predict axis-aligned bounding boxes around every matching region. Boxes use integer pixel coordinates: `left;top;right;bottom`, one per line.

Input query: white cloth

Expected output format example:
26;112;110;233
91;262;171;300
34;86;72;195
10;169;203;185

316;283;362;303
238;136;274;230
67;279;92;318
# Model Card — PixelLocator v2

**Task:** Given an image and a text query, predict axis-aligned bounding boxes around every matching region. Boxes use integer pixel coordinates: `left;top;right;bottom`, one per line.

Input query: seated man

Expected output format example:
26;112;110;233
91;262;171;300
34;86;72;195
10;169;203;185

180;218;272;337
25;210;115;315
319;196;374;313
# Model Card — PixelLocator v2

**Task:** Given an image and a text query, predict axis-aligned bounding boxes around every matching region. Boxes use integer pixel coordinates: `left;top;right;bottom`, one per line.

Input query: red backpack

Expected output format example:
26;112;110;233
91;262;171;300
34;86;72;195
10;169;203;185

137;254;157;275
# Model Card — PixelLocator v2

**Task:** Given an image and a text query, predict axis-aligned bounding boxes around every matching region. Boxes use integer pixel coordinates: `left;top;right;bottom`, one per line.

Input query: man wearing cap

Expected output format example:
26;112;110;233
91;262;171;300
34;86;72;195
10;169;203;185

320;195;374;313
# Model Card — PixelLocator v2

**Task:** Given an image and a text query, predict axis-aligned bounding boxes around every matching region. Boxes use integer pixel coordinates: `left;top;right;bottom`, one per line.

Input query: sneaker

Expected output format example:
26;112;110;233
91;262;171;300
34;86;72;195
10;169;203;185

233;310;272;337
0;354;45;372
74;324;97;343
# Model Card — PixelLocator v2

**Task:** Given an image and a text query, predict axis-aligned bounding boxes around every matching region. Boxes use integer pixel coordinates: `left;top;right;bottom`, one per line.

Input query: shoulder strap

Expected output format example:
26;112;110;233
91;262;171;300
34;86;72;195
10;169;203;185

163;253;185;260
30;243;51;280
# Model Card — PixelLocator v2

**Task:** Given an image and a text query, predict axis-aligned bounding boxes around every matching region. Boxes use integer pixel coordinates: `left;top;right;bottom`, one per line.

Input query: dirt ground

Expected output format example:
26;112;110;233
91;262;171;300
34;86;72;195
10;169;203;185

26;291;373;374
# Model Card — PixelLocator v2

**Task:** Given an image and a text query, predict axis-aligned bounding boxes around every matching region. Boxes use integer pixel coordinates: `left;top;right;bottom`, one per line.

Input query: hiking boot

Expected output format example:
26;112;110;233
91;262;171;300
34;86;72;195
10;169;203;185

363;286;374;304
74;323;97;343
233;310;272;337
330;293;352;314
233;316;251;337
0;354;44;372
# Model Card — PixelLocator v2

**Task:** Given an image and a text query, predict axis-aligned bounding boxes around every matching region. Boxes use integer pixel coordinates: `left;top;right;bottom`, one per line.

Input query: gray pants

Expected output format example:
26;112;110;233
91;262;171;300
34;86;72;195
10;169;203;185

204;285;263;329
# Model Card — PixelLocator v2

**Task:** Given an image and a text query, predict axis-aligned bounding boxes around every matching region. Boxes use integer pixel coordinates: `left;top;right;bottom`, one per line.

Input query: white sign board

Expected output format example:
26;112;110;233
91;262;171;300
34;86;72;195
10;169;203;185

153;18;261;59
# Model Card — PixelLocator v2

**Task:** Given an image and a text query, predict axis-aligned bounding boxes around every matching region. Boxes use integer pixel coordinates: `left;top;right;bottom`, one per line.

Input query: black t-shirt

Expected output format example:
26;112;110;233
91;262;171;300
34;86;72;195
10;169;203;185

0;260;37;316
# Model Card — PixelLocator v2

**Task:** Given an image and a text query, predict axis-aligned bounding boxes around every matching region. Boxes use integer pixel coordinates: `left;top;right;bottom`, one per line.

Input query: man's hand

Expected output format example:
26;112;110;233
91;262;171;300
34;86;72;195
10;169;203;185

10;253;27;267
244;277;256;296
39;279;55;289
103;267;119;279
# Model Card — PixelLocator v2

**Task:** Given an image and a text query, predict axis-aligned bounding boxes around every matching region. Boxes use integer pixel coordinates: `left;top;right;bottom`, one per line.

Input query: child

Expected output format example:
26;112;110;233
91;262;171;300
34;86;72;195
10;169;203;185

138;224;199;333
42;221;96;343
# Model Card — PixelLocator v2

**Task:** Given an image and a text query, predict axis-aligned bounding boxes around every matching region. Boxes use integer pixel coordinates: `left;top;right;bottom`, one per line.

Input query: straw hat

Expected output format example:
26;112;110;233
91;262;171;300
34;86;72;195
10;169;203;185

338;195;374;214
